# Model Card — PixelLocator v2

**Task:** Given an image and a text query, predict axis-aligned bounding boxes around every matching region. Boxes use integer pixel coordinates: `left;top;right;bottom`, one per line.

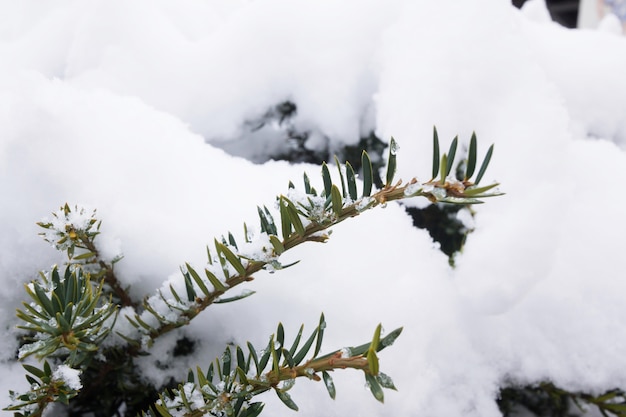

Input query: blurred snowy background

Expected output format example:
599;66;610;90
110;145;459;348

1;0;626;415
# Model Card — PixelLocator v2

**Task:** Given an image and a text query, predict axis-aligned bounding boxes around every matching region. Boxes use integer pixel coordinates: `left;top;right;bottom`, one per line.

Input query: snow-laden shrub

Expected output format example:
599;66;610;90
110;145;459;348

5;132;501;417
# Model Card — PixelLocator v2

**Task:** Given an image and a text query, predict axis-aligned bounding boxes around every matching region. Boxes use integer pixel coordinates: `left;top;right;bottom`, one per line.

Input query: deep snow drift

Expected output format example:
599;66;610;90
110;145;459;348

1;1;626;416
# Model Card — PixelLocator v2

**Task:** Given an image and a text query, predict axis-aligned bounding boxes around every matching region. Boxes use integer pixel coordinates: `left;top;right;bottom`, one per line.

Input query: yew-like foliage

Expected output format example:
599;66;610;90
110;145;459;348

6;130;509;417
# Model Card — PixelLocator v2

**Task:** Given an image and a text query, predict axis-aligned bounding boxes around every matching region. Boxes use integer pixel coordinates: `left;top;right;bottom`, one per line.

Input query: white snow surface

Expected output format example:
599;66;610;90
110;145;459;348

52;364;83;391
1;1;626;416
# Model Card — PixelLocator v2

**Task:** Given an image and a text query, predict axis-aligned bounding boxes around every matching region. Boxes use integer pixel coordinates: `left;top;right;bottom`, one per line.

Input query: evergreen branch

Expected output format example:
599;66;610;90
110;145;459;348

538;383;626;417
37;204;135;307
16;266;118;367
8;129;502;417
499;383;626;417
128;133;502;344
144;318;402;416
5;361;81;417
80;236;135;308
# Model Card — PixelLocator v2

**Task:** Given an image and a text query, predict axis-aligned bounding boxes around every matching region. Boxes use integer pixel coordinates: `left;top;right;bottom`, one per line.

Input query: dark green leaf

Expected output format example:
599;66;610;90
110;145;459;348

281;348;295;368
21;302;49;320
154;398;175;417
259;336;273;371
215;242;247;276
594;390;621;402
15;313;50;331
33;284;55;316
223;347;232;377
243;223;251;243
248;342;260;375
50;292;65;314
271;339;280;373
53;268;63;287
303;172;312;195
376;372;397;390
257;206;270;234
432;126;440;179
206;245;213;265
463;182;500;197
236;367;249;386
243;402;265;417
284;199;305;237
196;366;208;387
288;324;304;358
474;144;494;185
179;383;191;408
385;137;397;186
214;239;229;280
63;301;74;328
367;349;379;376
465;132;477;180
437;196;484;205
365;373;385;403
186;263;210;297
25;375;39;386
183;272;196;302
348;327;404;357
276;388;299;411
124;315;140;329
168;284;182;303
440;153;448;184
204;269;227;292
228;232;238;249
378;327;403;351
277;323;285;352
330;185;343;217
279;259;308;273
269;235;285;255
237;346;246;372
321;162;332;199
65;272;77;305
207;362;215;381
134;313;157;332
603;403;626;413
279;197;292;241
73;251;97;260
314;313;326;357
293;327;319;365
361;151;373;197
346;161;357;201
22;364;45;379
367;324;382;375
334;156;347;198
214;290;256;304
322;371;336;400
446;136;458;179
263;206;277;235
370;323;381;351
58;391;70;405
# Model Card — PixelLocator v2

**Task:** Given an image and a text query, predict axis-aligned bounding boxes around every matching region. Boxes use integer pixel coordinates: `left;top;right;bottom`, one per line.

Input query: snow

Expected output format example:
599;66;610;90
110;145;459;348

157;382;206;417
52;364;82;391
1;1;626;416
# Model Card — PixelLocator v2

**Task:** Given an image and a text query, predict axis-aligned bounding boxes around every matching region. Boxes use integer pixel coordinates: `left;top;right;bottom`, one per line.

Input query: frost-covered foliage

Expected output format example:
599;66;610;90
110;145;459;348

2;1;626;416
5;137;500;416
